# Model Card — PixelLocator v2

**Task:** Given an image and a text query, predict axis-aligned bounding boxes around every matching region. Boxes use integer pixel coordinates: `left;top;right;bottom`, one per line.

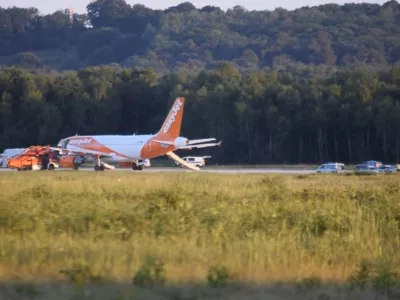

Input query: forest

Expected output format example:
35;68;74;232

0;0;400;164
0;0;400;72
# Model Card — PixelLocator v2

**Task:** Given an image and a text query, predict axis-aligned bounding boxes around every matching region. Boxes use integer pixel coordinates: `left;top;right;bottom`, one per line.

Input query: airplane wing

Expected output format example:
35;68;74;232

166;151;200;171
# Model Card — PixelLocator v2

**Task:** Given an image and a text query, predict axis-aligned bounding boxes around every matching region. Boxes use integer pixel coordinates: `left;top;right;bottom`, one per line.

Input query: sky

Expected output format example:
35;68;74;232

0;0;391;15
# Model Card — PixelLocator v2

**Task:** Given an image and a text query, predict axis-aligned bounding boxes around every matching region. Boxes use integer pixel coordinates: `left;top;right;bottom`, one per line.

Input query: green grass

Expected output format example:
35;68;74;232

1;171;400;299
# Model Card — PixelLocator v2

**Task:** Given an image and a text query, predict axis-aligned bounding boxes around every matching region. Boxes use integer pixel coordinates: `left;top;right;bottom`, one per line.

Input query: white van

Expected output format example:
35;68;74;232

175;156;211;168
0;148;26;168
316;162;345;173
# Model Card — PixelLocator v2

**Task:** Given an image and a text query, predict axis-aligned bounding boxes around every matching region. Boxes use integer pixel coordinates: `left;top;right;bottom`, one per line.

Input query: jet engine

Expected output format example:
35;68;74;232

174;137;189;147
59;156;76;168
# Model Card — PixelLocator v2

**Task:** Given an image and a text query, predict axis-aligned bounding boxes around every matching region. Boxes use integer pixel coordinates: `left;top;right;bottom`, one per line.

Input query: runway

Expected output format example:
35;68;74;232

0;167;316;174
146;168;316;174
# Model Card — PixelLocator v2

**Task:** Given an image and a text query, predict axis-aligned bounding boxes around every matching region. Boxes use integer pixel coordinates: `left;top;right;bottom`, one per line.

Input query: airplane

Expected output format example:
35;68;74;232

51;97;221;171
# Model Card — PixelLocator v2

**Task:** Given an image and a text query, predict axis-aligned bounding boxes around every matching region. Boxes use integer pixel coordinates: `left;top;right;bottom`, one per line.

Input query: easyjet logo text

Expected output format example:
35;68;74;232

69;138;93;145
163;99;183;134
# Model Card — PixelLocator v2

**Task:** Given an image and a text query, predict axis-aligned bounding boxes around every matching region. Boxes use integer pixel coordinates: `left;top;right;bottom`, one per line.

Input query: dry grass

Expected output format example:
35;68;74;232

0;171;400;299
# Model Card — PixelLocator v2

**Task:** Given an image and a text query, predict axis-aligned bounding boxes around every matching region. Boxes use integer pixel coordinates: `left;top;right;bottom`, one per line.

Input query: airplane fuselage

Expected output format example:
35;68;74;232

58;134;179;163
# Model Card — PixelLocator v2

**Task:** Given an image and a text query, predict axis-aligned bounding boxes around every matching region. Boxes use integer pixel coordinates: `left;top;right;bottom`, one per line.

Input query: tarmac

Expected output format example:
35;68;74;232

0;167;316;174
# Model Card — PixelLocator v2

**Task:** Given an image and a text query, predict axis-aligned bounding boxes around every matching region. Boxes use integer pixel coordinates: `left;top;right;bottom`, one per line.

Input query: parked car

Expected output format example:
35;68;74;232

355;165;380;173
355;160;383;170
316;162;345;173
377;165;397;173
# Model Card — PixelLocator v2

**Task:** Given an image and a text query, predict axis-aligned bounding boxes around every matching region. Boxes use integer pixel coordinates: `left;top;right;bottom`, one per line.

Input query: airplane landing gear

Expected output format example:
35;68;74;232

94;156;104;171
94;165;105;171
93;155;114;171
132;161;143;171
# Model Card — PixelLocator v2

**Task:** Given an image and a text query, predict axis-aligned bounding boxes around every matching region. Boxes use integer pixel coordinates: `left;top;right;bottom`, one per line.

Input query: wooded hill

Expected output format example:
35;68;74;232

0;1;400;165
0;0;399;73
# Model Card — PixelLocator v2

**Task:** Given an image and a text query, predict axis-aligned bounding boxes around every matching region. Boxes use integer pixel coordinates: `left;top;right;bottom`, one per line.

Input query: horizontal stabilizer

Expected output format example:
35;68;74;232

178;141;221;149
187;138;216;145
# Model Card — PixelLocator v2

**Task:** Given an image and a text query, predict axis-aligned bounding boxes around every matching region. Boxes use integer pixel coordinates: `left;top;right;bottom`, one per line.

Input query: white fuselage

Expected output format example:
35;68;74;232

59;135;155;162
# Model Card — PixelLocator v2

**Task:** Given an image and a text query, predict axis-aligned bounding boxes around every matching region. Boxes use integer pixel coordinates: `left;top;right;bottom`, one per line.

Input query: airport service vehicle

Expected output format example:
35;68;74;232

7;146;60;171
174;156;211;168
355;160;383;170
316;162;345;173
0;148;26;168
51;97;222;171
138;159;151;168
7;146;152;171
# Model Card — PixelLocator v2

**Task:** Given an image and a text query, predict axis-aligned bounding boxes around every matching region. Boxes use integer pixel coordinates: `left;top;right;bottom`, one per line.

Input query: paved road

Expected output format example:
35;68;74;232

0;167;316;174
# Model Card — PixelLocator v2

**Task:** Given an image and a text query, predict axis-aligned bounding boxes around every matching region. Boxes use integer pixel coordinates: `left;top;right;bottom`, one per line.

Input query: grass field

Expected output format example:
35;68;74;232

1;171;400;299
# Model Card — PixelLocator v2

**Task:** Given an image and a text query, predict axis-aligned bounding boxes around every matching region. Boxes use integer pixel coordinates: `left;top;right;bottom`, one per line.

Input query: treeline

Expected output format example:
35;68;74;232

0;0;400;72
1;63;400;164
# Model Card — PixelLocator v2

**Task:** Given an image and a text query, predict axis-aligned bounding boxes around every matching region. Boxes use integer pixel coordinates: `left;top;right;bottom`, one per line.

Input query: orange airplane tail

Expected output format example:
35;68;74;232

140;97;186;159
155;97;185;140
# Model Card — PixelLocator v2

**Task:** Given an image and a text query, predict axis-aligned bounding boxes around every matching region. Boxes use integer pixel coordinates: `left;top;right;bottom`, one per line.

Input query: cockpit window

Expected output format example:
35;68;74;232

57;139;69;148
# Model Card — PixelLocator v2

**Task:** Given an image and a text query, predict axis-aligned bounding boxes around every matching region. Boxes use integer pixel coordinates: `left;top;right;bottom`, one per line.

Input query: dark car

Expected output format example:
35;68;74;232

377;165;397;173
355;160;383;170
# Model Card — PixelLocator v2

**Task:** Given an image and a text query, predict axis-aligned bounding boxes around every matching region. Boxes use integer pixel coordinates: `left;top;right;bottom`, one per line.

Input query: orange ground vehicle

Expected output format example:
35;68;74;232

6;145;150;171
7;145;60;171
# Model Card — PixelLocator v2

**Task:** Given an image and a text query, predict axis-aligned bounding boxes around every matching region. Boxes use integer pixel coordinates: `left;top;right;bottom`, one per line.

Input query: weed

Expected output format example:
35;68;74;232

301;276;322;288
373;265;399;290
59;265;103;285
348;261;400;291
296;174;310;180
348;260;372;288
207;266;233;288
132;257;166;286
